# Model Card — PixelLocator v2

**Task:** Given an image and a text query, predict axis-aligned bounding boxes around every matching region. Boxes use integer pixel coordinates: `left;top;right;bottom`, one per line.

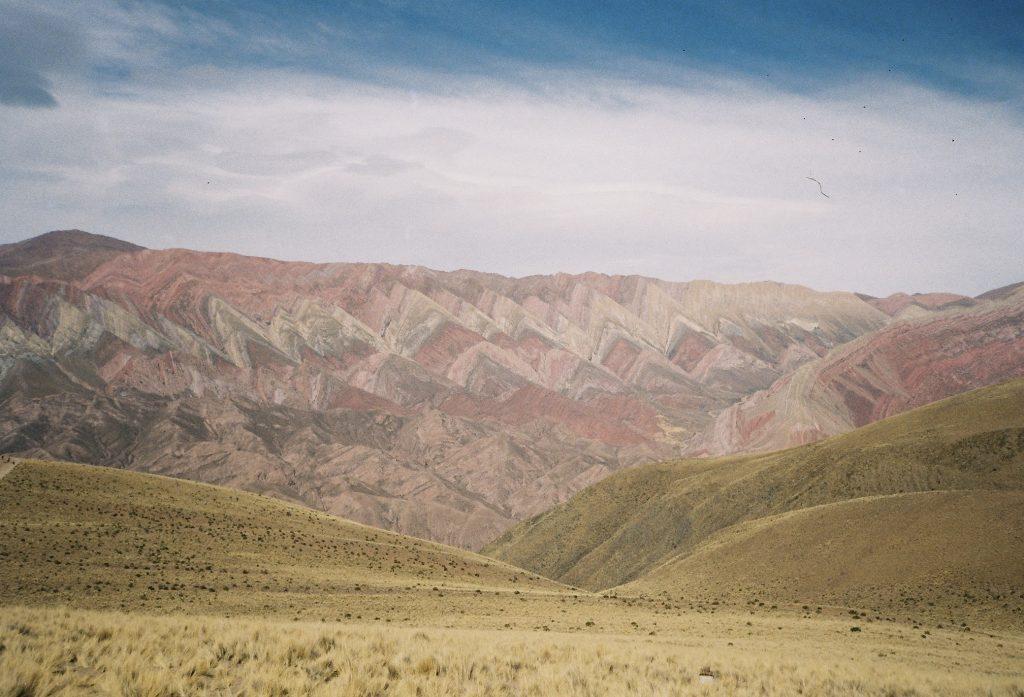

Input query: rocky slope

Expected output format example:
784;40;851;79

856;291;976;318
691;286;1024;455
0;230;1019;548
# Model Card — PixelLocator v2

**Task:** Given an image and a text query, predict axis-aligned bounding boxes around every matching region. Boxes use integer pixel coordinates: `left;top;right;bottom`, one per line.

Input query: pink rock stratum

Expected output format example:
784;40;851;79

1;230;1021;548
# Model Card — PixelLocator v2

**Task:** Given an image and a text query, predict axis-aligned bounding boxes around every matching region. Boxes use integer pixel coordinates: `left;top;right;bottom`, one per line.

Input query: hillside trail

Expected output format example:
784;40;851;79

0;459;17;482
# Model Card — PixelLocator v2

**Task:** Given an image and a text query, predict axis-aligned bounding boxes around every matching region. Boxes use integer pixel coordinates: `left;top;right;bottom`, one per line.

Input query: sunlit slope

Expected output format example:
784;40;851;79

622;490;1024;627
484;379;1024;591
0;458;561;617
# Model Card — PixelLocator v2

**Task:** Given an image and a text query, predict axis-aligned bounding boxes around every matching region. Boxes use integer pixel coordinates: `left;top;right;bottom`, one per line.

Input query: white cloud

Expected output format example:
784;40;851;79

1;64;1022;296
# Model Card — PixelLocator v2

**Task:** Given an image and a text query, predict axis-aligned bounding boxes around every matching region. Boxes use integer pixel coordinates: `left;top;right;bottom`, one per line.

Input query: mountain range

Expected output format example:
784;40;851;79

1;229;1022;548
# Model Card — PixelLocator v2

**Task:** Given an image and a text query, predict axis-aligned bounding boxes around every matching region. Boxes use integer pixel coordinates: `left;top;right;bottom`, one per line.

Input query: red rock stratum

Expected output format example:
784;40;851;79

1;230;1020;547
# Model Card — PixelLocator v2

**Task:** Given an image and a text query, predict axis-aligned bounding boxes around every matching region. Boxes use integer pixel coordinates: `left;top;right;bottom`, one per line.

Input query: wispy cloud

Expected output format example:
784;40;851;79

0;0;1022;296
0;4;87;107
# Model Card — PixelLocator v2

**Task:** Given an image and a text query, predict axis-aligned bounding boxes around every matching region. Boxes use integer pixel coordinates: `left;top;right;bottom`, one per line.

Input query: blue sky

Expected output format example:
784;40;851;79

24;0;1017;105
1;0;1022;294
58;0;1024;100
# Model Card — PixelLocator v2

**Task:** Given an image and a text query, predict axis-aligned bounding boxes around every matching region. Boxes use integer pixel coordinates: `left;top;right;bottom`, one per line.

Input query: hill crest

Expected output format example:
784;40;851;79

484;378;1024;605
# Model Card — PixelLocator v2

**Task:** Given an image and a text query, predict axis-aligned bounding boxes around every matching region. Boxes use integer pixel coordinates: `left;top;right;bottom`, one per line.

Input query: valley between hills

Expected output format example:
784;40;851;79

2;381;1023;694
2;230;1022;549
3;0;1024;692
486;379;1024;623
1;231;1023;695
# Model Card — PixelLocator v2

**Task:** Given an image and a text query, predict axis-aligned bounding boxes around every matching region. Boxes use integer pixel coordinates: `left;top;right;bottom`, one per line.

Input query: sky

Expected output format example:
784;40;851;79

1;1;1022;296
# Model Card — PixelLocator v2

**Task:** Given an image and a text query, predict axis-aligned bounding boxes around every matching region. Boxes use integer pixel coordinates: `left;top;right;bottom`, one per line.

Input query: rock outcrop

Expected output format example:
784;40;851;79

691;287;1024;455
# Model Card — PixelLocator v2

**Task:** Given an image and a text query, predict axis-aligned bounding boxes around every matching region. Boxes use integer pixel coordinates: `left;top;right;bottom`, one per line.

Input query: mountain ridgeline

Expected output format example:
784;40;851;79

1;229;1022;548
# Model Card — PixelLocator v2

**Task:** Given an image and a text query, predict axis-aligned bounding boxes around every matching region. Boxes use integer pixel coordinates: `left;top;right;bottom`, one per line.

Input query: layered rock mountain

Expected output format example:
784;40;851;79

0;230;1020;548
692;285;1024;455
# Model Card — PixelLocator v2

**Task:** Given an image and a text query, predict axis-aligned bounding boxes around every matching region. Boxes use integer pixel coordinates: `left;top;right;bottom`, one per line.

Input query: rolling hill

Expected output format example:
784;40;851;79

2;423;1023;694
484;379;1024;626
622;490;1024;628
0;456;561;620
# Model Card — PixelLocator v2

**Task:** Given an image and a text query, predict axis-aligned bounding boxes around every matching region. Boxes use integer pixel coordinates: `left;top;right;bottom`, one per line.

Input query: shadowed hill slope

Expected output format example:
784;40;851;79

0;229;144;281
484;379;1024;594
622;490;1024;628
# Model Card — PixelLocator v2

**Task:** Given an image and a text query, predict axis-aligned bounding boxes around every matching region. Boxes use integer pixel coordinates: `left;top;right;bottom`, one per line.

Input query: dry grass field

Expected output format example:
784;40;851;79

2;454;1023;694
2;605;1023;696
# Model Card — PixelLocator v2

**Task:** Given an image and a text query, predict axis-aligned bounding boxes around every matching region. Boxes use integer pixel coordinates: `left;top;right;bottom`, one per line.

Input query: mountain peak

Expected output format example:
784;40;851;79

977;280;1024;302
15;229;144;252
0;229;145;282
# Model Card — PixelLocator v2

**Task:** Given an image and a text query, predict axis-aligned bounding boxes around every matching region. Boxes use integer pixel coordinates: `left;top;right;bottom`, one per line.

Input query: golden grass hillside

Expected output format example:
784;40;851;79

2;455;1024;694
623;490;1024;628
484;379;1024;596
0;457;561;622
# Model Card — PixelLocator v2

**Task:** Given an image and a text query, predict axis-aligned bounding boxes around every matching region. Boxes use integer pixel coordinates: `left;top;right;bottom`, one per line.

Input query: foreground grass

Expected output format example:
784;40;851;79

2;605;1023;697
3;457;1024;695
622;489;1024;631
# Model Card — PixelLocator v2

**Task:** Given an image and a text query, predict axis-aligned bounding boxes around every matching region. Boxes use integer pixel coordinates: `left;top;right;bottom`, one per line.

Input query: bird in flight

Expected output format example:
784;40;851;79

806;176;830;199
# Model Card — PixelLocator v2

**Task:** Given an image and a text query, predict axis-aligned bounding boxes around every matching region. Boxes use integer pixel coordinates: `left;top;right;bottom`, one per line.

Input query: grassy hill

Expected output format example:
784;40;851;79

484;379;1024;611
622;490;1024;627
0;457;562;621
2;454;1023;694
